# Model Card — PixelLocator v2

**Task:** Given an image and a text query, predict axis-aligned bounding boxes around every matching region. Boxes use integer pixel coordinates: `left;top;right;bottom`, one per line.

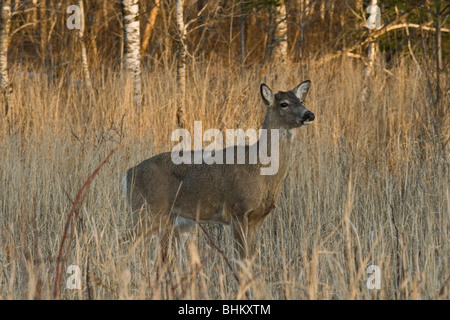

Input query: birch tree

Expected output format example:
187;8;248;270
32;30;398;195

176;0;186;128
78;0;92;91
0;0;12;116
273;1;288;64
365;0;381;79
174;0;213;126
121;0;142;110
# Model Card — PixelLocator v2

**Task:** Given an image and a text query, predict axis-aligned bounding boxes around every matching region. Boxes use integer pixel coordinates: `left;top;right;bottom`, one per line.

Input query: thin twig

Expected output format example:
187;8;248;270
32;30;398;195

196;223;239;284
53;144;121;299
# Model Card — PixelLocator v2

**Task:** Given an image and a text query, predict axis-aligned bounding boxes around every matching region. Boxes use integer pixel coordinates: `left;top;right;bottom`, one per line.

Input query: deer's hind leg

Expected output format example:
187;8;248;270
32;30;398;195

173;216;195;250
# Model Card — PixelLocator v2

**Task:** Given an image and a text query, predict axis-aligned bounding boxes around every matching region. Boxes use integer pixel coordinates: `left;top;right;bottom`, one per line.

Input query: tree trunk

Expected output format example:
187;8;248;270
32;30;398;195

41;0;58;77
0;0;12;116
298;0;312;58
141;0;161;55
273;1;288;64
121;0;142;111
79;0;93;92
240;0;246;66
434;1;442;108
31;0;38;22
176;0;187;128
362;0;381;101
365;35;377;79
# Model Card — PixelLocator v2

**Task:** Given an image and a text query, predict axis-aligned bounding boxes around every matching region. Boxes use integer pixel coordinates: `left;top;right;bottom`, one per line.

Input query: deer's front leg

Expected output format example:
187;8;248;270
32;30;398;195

231;214;249;261
246;217;265;258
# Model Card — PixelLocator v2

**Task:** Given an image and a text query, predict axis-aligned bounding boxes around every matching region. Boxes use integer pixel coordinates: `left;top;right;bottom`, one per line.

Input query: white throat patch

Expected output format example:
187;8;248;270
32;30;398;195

280;127;295;141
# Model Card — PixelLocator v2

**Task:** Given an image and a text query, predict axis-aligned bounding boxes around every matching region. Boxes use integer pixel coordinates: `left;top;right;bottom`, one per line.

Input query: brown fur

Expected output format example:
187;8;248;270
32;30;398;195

124;81;315;260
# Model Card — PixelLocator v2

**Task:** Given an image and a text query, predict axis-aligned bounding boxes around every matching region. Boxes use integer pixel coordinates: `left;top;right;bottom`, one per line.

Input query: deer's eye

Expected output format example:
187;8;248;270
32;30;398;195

280;102;289;108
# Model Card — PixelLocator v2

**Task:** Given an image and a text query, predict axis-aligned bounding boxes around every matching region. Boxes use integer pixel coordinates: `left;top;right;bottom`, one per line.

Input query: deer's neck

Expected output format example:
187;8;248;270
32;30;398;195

257;112;295;183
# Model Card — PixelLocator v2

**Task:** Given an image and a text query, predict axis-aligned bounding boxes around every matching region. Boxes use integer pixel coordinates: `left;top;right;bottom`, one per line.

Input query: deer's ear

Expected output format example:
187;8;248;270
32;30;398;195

292;80;311;102
260;84;274;107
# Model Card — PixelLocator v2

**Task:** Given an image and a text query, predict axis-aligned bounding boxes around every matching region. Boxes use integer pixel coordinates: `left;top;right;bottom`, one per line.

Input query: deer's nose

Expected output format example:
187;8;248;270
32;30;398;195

303;111;315;122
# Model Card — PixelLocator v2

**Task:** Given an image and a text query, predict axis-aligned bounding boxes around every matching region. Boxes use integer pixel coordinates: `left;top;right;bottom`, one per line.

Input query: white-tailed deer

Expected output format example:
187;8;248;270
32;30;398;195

123;81;315;260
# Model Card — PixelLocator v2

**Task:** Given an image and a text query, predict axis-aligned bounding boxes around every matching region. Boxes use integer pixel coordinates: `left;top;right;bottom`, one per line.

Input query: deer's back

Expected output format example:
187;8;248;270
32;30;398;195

127;146;275;222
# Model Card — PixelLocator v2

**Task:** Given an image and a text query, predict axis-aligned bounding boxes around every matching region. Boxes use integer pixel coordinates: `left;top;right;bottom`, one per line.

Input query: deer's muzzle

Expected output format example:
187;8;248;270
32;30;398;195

302;111;315;125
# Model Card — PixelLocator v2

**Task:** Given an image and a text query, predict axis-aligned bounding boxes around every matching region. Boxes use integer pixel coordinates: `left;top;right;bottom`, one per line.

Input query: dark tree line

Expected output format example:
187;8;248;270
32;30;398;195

0;0;448;116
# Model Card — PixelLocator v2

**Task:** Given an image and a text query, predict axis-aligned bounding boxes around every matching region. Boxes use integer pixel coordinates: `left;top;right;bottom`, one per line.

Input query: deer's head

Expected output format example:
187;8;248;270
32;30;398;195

260;80;315;129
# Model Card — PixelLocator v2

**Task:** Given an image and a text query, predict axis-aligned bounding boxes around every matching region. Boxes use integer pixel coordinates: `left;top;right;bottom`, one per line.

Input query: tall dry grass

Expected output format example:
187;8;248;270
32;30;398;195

0;58;448;299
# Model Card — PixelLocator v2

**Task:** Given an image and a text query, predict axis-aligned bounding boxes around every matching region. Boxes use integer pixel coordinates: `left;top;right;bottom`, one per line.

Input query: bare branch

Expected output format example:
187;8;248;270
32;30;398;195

185;2;209;31
386;22;450;33
10;21;39;38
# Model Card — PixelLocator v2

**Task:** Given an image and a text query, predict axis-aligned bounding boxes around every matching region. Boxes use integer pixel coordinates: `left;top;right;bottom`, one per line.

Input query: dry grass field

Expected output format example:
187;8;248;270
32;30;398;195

0;58;448;299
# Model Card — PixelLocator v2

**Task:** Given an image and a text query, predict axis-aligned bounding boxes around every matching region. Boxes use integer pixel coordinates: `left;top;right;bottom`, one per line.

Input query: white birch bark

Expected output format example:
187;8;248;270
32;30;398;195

78;0;92;91
362;0;381;101
0;0;12;116
273;2;288;64
121;0;142;110
176;0;186;127
364;0;381;79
